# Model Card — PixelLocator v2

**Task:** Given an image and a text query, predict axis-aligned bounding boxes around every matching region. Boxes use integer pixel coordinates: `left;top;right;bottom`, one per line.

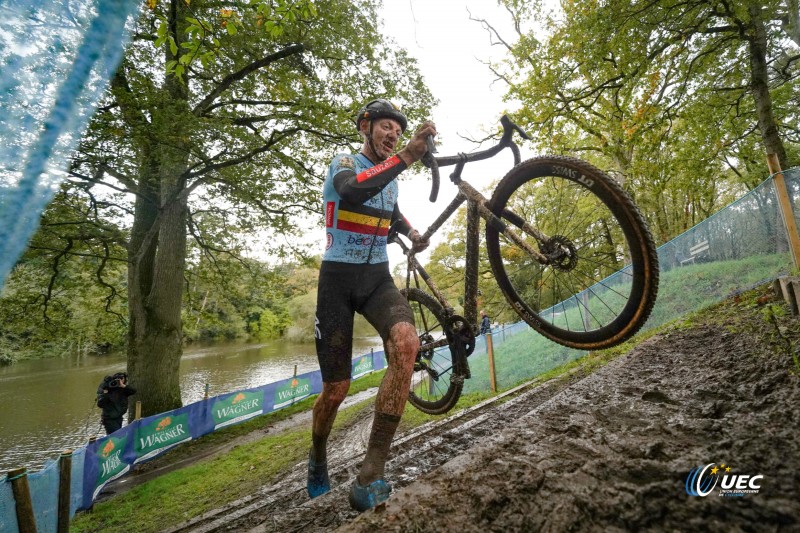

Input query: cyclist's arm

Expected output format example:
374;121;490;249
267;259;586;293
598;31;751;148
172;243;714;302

391;203;413;237
333;155;407;204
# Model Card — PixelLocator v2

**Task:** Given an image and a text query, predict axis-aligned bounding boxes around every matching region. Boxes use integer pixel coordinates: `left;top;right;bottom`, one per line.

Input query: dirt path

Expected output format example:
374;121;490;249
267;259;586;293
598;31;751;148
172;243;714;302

171;287;800;532
348;318;800;531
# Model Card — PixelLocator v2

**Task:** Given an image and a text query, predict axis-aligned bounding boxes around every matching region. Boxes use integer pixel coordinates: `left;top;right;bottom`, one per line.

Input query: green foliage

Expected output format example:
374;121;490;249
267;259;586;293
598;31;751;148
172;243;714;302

0;189;129;359
255;307;291;340
497;0;799;244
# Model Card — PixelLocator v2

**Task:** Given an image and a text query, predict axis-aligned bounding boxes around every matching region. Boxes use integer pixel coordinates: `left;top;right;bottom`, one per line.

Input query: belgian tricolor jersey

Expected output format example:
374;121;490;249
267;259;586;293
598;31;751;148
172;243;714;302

322;153;413;264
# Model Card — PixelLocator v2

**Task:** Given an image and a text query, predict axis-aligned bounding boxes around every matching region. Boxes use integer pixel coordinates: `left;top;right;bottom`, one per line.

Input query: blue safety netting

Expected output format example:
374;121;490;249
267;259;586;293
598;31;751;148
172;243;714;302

0;475;19;533
69;448;85;516
27;458;59;533
0;0;140;287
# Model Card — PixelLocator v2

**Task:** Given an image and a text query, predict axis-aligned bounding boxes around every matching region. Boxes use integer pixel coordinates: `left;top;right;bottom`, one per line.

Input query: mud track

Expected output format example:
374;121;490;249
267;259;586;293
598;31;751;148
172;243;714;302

170;289;800;532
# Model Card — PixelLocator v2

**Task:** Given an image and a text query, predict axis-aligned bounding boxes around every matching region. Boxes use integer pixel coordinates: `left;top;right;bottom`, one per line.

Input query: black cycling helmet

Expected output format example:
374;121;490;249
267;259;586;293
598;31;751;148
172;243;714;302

355;99;408;133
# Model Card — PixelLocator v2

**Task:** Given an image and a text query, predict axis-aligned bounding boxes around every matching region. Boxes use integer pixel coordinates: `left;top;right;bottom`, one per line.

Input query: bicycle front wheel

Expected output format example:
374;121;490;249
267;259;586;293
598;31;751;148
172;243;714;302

485;156;659;350
402;288;463;415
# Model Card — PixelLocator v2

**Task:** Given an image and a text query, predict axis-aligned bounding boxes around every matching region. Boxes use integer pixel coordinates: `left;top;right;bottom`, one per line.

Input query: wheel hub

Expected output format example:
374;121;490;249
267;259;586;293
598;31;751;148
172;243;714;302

418;332;435;359
541;235;578;272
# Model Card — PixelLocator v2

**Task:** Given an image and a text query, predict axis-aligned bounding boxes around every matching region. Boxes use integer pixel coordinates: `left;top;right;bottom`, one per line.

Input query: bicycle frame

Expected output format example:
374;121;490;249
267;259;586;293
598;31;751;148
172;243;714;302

393;115;547;335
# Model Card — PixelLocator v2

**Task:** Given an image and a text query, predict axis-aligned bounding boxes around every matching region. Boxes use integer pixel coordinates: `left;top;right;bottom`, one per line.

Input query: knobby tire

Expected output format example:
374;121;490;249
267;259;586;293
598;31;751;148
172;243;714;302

403;288;464;414
485;156;659;350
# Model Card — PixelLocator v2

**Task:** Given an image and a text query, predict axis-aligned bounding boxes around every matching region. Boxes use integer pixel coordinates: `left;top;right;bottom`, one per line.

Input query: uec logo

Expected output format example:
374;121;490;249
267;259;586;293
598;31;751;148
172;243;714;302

686;463;763;497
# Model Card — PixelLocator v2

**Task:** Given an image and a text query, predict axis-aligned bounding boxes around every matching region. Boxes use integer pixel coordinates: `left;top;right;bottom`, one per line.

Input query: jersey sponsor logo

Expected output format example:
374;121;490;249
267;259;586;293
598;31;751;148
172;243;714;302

325;202;335;227
326;232;333;250
356;155;401;183
338;155;355;170
346;235;387;247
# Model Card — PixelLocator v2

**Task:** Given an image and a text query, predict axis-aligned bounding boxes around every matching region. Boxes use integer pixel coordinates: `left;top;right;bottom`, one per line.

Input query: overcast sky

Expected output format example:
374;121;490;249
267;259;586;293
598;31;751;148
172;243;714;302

377;1;533;267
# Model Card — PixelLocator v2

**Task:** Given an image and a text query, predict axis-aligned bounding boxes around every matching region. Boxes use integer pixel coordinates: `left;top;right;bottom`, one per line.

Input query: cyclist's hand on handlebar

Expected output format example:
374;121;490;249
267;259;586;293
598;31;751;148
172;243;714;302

398;121;437;166
409;229;430;253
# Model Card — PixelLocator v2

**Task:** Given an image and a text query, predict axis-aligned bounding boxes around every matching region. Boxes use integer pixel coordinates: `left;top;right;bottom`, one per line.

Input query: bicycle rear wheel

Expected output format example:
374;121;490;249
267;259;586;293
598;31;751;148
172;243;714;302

485;156;659;350
402;288;463;415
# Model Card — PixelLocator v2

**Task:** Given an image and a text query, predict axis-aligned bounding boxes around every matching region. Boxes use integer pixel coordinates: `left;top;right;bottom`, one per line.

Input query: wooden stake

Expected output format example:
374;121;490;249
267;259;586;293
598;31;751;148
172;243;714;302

487;332;497;393
134;400;142;421
58;450;72;533
8;468;37;533
768;153;800;269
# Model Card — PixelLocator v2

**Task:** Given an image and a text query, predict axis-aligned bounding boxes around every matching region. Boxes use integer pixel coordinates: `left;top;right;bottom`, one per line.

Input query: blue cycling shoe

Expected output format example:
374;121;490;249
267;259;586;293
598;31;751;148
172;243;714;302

348;478;392;511
306;451;330;499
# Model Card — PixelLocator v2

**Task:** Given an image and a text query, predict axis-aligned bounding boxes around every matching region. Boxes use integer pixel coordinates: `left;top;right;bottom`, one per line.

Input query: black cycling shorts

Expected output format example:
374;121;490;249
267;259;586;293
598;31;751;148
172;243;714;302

315;261;414;382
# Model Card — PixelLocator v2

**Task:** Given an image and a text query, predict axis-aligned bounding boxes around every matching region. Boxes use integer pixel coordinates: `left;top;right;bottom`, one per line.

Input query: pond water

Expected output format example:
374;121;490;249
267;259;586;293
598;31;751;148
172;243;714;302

0;336;383;473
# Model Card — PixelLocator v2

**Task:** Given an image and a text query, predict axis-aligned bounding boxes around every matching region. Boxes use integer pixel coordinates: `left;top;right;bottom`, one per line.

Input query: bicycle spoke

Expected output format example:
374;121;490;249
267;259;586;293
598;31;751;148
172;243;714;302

491;166;644;335
404;288;464;414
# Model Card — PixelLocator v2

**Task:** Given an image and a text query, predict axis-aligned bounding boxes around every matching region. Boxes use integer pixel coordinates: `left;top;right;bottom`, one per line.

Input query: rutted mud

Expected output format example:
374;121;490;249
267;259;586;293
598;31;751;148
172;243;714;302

175;287;800;532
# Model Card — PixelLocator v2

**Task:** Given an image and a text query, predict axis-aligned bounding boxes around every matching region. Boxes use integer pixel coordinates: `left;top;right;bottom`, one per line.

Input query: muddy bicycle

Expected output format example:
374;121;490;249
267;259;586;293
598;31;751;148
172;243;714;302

390;116;659;414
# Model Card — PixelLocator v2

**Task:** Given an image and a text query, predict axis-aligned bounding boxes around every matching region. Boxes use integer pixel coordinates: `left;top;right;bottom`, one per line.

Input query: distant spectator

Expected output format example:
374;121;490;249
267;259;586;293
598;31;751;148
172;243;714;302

96;372;136;435
479;310;491;335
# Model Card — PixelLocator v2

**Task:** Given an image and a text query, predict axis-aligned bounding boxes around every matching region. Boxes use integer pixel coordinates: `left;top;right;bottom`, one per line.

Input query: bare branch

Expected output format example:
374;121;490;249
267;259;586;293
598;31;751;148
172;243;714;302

193;43;306;115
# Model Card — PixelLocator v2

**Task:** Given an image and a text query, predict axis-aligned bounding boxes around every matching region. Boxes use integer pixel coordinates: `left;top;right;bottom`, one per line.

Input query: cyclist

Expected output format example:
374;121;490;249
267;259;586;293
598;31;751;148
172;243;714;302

308;98;436;511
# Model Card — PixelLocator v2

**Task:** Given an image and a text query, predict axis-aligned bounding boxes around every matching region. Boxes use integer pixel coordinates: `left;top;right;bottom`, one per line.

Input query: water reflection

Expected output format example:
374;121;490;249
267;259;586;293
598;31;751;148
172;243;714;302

0;336;382;473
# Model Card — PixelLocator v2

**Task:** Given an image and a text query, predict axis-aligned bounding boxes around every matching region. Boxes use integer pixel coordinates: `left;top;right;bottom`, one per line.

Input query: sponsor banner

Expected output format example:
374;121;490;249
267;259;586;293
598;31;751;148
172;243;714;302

134;412;192;463
371;349;387;372
90;433;132;500
213;390;264;430
351;354;374;380
76;356;357;509
273;376;312;409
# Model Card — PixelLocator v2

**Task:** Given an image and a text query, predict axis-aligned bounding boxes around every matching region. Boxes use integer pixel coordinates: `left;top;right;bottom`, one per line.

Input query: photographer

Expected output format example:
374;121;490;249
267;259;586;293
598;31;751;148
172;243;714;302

96;372;136;435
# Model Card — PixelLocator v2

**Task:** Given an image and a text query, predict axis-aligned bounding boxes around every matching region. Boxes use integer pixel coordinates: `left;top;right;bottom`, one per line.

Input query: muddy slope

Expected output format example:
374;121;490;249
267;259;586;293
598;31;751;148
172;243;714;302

173;287;800;532
347;306;800;531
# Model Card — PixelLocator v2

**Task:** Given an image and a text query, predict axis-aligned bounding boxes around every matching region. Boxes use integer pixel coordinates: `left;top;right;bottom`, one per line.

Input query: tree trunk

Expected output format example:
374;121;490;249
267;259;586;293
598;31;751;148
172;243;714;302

126;0;191;418
748;4;788;170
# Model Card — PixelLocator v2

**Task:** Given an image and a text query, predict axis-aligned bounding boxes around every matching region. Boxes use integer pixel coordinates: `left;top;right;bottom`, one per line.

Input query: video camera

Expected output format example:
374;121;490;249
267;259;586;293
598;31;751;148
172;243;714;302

105;372;128;388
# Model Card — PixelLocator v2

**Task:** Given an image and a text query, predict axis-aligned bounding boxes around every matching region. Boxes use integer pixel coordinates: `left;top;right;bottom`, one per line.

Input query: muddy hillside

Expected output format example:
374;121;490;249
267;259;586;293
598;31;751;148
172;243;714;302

173;285;800;532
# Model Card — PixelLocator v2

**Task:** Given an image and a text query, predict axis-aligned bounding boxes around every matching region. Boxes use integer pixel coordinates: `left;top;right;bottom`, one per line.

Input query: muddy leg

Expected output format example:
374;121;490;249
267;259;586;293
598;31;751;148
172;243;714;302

312;379;350;462
358;322;419;484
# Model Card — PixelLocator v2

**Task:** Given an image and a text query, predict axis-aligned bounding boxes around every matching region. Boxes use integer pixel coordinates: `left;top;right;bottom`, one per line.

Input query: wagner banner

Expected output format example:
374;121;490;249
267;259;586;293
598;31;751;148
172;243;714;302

87;432;132;500
134;412;192;463
80;356;377;510
351;353;375;379
273;376;312;409
212;390;264;430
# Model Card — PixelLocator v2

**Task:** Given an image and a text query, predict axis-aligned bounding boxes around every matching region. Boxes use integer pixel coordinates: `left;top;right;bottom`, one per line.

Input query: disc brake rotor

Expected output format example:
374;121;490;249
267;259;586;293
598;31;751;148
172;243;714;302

541;235;578;272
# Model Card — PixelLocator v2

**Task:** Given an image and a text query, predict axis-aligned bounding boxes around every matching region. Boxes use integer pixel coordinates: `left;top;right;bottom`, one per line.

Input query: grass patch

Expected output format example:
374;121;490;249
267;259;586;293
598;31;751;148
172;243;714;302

70;371;386;533
463;253;789;395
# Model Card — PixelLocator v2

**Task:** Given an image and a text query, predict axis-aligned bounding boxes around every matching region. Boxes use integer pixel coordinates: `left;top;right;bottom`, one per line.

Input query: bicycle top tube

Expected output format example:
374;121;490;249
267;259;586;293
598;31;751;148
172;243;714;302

422;115;529;202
